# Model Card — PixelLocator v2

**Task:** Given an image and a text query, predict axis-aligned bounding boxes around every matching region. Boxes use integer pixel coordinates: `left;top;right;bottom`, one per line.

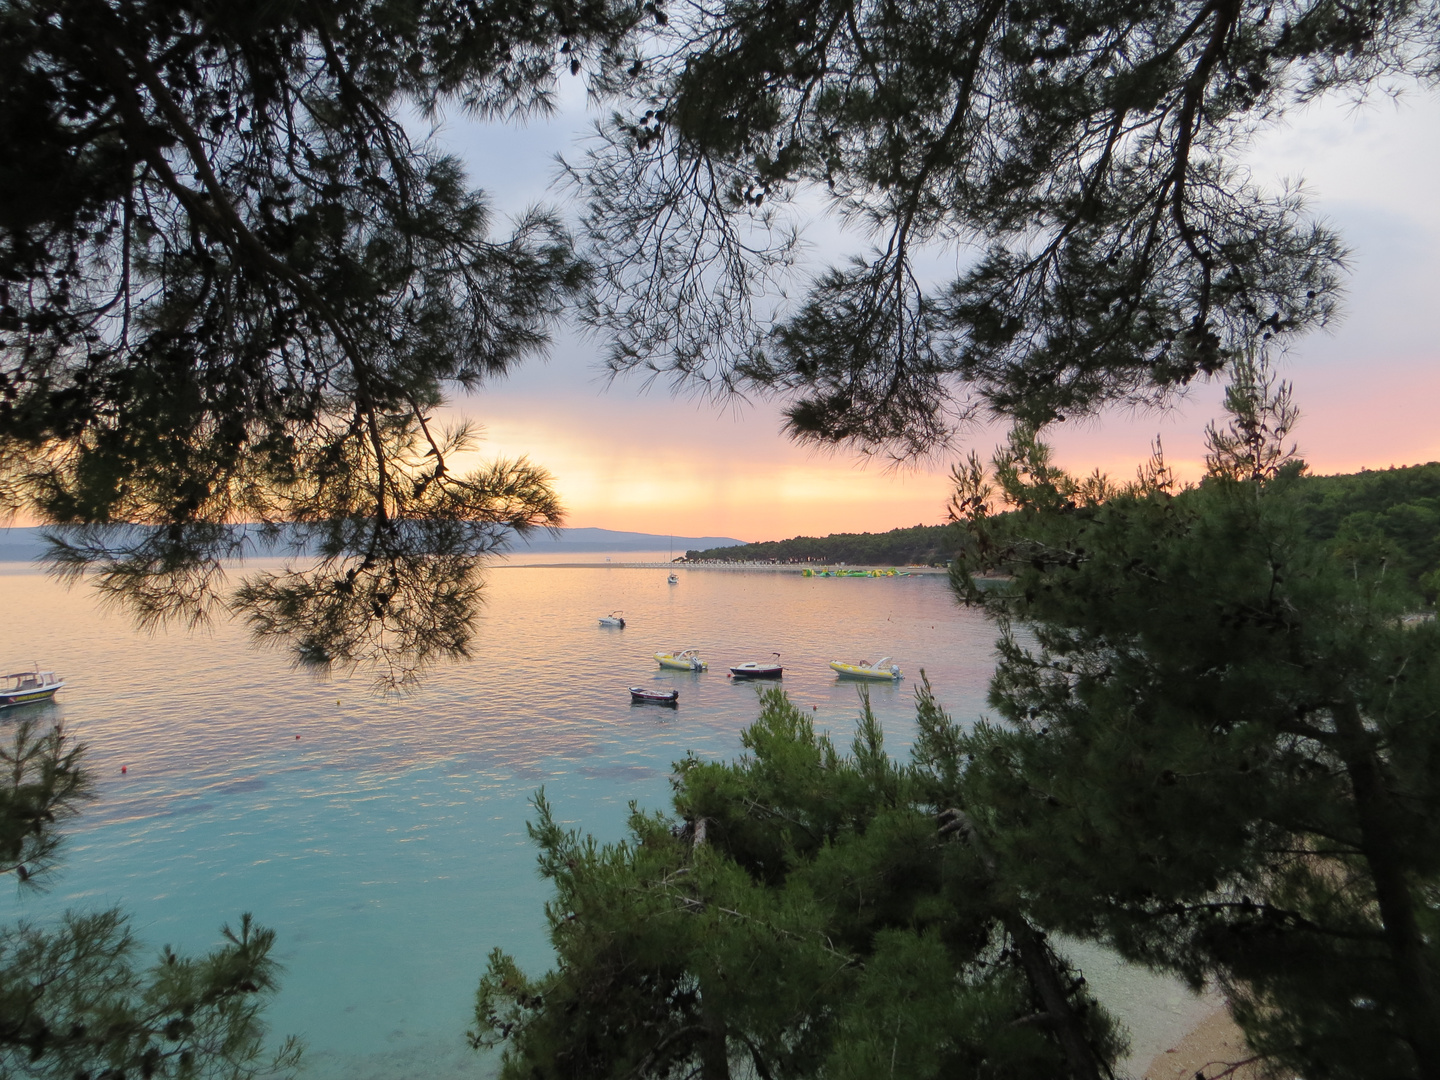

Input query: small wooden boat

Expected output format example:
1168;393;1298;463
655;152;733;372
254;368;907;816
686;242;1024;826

1;668;64;709
598;611;626;628
730;653;783;679
630;686;679;705
656;649;707;672
830;657;902;680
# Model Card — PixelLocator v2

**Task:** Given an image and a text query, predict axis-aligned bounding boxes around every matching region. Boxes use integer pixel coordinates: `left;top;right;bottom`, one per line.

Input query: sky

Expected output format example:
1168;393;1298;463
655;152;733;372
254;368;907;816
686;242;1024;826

441;84;1439;542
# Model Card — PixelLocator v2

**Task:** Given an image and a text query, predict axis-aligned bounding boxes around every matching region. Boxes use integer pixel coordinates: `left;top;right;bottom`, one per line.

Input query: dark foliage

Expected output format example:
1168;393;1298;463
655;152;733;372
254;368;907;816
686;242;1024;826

0;0;646;687
686;521;957;565
575;0;1437;453
948;396;1440;1077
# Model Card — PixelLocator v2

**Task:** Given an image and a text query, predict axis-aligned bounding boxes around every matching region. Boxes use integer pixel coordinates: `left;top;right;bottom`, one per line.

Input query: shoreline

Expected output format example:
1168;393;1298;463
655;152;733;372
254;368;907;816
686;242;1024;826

497;560;953;574
1144;1007;1268;1080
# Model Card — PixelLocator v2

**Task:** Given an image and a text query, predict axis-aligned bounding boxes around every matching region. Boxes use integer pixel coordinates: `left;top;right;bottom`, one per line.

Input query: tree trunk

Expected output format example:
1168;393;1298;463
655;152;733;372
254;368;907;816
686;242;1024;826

698;989;729;1080
1003;912;1107;1080
940;808;1108;1080
1333;700;1440;1080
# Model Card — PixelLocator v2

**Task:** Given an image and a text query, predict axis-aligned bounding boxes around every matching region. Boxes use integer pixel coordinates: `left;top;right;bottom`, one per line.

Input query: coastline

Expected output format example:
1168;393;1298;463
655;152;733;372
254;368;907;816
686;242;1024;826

1144;1007;1269;1080
497;560;953;574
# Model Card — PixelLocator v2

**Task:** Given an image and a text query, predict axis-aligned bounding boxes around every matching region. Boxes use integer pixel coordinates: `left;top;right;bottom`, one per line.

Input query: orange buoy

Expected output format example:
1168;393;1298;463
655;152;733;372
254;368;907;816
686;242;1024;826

120;765;127;774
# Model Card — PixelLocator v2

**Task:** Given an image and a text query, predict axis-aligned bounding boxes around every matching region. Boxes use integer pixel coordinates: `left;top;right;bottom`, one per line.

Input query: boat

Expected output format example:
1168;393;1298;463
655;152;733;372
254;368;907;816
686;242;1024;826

730;653;783;679
655;649;707;672
829;657;902;680
668;573;679;584
630;686;679;705
598;612;626;628
1;667;65;709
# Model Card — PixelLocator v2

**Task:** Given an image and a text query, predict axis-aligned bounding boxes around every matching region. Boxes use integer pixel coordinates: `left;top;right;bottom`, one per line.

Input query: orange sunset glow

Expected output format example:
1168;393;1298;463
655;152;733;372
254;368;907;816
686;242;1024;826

443;91;1440;543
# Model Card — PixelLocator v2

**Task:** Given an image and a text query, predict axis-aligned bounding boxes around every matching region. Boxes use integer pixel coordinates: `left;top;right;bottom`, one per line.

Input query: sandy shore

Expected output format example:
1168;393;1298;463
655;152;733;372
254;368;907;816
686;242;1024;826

1144;1008;1269;1080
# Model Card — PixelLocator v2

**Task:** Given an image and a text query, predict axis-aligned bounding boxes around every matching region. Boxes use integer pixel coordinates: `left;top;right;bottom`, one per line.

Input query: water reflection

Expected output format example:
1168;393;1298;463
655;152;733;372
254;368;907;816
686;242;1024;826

0;561;1005;1077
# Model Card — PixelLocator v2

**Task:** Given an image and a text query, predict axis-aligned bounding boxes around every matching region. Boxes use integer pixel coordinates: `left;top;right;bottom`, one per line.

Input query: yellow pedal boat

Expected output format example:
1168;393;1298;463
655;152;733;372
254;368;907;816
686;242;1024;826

829;657;901;680
656;649;708;672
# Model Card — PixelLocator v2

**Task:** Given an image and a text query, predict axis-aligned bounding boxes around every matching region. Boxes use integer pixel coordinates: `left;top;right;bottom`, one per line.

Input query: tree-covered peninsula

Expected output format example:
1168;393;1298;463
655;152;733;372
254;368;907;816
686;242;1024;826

687;462;1440;592
686;523;958;566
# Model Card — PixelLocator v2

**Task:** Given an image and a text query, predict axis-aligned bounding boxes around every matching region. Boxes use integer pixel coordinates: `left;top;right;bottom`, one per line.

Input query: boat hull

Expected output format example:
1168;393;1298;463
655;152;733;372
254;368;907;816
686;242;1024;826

656;653;707;671
630;687;679;705
0;685;62;708
729;665;783;679
829;662;901;681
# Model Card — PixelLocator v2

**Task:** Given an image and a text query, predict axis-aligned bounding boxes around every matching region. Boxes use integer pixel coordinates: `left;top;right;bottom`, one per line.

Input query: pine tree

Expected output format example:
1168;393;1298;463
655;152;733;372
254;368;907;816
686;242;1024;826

950;359;1440;1078
0;0;645;687
575;0;1436;454
474;687;1125;1080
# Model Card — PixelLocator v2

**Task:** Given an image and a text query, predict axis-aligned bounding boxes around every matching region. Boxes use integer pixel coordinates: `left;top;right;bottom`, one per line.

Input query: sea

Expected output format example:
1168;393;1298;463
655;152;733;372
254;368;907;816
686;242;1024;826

0;553;1212;1078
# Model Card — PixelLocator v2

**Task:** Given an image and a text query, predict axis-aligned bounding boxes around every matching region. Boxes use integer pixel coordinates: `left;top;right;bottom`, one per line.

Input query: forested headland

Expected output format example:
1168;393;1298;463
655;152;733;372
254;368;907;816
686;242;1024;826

685;523;957;566
689;462;1440;594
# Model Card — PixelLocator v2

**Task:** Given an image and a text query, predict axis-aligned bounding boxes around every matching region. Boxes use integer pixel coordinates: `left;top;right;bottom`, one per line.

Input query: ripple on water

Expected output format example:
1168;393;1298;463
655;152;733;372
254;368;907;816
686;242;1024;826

0;562;1203;1076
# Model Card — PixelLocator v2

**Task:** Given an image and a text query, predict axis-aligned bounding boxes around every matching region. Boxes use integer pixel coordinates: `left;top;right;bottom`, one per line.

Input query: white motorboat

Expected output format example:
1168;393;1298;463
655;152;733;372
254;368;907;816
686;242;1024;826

668;573;679;584
1;667;65;709
598;611;626;628
656;649;707;672
730;653;783;679
830;657;902;680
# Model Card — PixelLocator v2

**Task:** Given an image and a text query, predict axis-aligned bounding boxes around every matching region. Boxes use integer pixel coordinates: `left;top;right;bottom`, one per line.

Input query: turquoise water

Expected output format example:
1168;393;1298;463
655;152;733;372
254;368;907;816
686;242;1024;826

0;561;1012;1077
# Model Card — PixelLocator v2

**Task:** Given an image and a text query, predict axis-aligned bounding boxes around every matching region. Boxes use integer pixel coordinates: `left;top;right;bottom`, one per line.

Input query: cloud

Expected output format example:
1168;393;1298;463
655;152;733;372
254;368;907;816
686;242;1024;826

437;89;1440;540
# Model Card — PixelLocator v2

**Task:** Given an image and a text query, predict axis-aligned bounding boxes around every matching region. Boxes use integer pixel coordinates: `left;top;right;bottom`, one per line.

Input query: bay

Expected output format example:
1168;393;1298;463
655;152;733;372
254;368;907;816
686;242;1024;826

0;559;1207;1077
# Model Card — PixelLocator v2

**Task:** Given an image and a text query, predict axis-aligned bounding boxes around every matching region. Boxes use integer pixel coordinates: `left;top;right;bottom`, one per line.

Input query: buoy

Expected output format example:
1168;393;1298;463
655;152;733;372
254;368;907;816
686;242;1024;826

120;765;127;774
336;700;341;706
295;734;301;740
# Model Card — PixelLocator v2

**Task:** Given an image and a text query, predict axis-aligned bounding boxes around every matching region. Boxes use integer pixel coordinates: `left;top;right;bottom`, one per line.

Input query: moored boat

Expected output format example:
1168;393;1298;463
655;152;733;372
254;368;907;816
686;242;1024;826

655;649;707;672
598;611;626;628
630;686;679;705
668;573;679;584
1;668;65;709
829;657;902;680
730;653;783;679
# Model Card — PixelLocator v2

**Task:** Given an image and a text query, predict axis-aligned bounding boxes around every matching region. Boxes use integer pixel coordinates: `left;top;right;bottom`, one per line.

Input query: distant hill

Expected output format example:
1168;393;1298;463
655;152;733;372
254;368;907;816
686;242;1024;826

0;525;747;563
507;527;747;553
687;523;958;566
0;528;47;563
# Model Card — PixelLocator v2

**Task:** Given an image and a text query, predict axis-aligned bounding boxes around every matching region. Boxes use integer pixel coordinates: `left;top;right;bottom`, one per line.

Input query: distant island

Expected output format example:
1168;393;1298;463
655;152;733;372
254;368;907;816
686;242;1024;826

0;525;749;564
506;527;748;554
686;522;958;567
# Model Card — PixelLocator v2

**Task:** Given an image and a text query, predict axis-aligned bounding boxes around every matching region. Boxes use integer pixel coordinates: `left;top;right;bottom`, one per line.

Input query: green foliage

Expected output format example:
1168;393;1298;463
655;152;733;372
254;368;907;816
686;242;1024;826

948;371;1440;1078
687;523;956;566
475;689;1124;1080
1293;462;1440;599
0;719;295;1079
0;911;300;1080
0;719;91;886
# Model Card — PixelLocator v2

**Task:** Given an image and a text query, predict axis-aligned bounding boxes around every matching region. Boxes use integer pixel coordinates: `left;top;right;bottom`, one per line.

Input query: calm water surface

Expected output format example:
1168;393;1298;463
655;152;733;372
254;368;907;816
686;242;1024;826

0;559;1205;1078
